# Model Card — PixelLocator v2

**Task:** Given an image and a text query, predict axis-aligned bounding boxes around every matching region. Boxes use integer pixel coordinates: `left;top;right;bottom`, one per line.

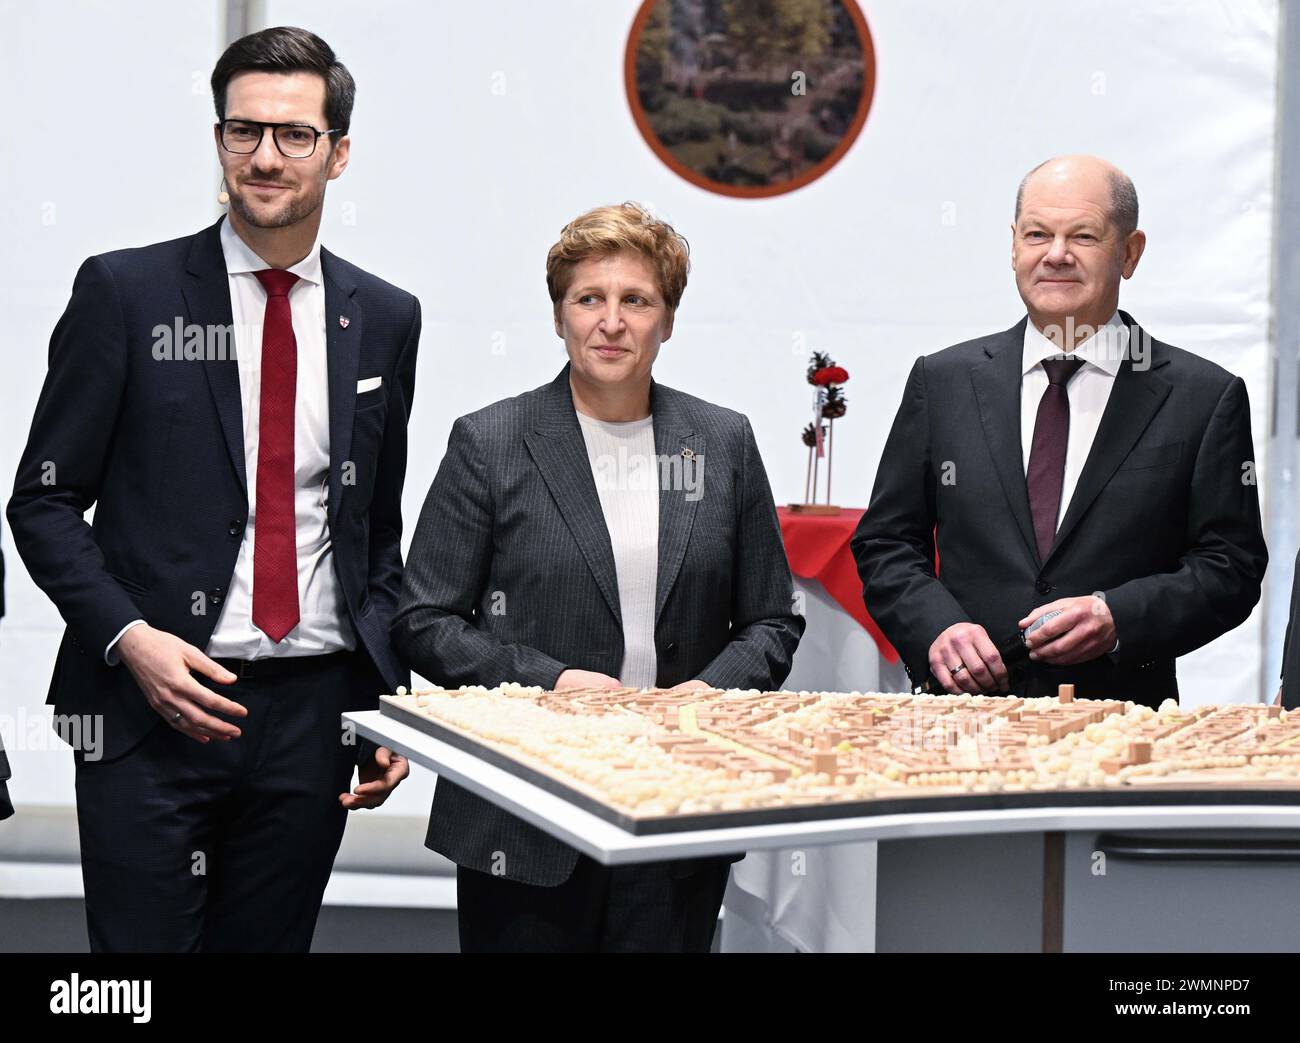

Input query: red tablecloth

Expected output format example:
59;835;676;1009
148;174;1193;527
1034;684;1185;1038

777;507;898;663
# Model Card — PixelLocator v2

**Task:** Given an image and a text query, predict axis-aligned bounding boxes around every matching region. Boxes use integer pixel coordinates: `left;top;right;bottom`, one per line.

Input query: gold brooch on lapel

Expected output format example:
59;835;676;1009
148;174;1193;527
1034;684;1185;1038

681;446;696;460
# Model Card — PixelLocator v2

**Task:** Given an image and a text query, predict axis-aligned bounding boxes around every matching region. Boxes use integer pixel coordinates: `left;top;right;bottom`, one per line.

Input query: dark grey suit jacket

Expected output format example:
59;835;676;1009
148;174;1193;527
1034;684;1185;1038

0;741;10;820
391;365;804;885
1280;549;1300;710
852;313;1267;706
1;531;9;820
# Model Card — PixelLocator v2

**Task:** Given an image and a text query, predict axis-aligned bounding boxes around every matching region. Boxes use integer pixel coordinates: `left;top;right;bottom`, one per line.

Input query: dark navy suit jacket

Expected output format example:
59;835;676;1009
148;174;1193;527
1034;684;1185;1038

8;217;419;760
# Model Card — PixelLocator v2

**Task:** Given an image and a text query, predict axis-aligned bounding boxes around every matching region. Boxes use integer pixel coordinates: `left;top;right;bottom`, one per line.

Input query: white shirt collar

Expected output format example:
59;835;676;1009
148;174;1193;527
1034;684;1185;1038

219;215;323;287
1022;311;1127;377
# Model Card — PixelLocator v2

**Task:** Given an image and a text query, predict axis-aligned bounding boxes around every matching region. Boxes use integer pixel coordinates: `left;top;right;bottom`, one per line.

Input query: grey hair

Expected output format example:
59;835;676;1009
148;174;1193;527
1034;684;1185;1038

1014;159;1139;236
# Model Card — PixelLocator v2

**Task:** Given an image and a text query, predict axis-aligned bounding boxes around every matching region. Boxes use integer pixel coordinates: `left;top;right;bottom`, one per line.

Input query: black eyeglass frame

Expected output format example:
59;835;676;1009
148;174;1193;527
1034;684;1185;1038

216;118;343;158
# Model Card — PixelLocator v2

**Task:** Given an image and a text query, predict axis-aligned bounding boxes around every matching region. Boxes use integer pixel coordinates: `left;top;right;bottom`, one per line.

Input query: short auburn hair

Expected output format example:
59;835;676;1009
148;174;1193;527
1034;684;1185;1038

546;202;690;318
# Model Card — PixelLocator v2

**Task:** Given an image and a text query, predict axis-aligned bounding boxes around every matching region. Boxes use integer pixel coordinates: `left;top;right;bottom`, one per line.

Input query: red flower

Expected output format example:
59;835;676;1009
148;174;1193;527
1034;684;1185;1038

811;365;849;386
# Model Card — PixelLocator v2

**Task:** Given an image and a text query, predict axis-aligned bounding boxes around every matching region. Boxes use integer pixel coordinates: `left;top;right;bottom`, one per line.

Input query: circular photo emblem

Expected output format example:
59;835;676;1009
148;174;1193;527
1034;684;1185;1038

625;0;876;198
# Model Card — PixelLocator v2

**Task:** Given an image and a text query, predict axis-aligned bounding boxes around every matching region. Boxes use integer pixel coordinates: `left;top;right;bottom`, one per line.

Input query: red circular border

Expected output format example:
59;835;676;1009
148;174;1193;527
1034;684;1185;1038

624;0;876;199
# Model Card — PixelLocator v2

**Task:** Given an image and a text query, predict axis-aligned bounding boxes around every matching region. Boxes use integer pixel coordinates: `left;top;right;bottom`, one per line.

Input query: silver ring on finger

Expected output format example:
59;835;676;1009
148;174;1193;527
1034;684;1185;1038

172;710;183;723
950;664;966;677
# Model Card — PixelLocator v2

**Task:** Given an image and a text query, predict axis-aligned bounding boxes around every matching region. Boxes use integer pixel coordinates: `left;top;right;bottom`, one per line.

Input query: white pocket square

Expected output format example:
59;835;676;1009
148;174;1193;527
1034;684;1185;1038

356;376;383;394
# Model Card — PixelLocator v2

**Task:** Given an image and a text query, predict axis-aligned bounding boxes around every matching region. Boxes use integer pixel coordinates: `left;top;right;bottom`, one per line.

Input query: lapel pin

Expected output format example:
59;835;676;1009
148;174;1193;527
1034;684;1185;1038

339;315;351;329
681;446;696;460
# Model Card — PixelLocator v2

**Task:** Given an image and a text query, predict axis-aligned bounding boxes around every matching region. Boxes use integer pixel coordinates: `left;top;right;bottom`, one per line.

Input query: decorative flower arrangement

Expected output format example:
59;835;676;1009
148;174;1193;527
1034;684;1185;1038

800;351;850;507
810;364;849;386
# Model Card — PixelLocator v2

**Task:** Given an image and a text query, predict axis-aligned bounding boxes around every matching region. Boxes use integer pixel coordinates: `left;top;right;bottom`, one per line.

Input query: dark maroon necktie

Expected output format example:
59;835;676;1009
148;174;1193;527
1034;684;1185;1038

252;268;300;642
1026;356;1085;561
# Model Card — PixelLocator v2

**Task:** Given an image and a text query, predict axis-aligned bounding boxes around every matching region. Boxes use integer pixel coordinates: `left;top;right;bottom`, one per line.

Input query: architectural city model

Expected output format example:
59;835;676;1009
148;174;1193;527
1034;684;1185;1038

380;684;1300;823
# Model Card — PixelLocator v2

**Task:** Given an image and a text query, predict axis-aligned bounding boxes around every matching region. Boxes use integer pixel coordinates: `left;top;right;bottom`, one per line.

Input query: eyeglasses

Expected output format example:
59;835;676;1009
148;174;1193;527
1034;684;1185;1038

217;118;342;159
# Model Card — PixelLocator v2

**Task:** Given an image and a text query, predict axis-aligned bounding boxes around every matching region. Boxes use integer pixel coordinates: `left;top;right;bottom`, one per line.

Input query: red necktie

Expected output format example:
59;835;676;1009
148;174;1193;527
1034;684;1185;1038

1026;356;1085;561
252;269;300;642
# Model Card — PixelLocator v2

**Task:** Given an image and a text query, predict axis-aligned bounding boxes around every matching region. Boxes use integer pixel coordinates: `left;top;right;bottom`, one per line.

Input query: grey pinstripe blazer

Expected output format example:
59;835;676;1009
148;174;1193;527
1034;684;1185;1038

391;365;804;885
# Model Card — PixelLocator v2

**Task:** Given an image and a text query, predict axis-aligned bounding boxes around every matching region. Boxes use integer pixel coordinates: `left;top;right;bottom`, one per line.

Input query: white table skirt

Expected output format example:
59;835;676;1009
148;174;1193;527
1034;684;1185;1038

721;577;909;952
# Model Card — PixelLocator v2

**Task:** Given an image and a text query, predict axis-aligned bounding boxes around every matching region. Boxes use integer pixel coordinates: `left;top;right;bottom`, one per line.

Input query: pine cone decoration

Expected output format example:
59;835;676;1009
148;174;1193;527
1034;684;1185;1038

801;423;823;447
822;386;847;419
806;351;834;384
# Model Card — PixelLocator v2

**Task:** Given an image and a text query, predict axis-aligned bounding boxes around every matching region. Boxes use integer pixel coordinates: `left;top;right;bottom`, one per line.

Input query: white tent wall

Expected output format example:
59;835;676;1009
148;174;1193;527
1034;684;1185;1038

0;0;1282;854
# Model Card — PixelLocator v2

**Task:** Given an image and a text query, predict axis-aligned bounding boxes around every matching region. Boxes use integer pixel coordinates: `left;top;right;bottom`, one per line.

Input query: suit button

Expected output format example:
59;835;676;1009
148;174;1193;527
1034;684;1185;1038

1036;581;1052;595
664;642;678;660
208;587;224;605
228;519;244;536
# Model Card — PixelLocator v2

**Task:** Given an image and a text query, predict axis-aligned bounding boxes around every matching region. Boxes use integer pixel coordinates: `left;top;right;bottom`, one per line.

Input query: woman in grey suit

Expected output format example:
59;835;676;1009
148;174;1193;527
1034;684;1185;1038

392;202;804;952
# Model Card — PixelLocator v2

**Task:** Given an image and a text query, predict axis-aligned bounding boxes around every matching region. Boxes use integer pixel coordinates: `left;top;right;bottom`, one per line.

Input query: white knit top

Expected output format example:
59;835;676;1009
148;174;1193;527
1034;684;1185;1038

576;412;660;688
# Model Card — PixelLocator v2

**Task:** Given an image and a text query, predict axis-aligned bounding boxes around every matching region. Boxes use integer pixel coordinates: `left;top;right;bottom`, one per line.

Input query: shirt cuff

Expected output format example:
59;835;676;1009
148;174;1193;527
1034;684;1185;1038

1092;590;1118;656
105;619;146;665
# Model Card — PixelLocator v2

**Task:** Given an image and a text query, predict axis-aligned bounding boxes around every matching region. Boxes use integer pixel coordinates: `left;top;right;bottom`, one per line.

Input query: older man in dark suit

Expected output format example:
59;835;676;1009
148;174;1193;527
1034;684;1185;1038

853;155;1266;706
7;27;416;951
393;203;803;952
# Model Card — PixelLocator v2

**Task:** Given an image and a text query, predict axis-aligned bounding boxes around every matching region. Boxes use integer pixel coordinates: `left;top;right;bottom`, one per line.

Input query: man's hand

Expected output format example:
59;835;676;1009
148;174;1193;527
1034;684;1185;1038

928;622;1009;694
670;679;714;692
340;746;409;809
1020;595;1116;665
555;669;621;691
116;623;245;743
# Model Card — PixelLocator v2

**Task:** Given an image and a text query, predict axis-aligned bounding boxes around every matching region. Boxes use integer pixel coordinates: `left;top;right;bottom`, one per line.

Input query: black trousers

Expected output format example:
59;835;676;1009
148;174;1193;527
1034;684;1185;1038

455;855;732;952
73;651;366;952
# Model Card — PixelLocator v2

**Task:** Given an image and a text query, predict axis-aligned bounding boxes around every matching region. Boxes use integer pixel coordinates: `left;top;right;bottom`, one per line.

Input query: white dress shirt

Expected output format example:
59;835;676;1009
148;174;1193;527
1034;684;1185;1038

1020;312;1126;652
1020;311;1128;530
576;412;660;688
105;219;354;663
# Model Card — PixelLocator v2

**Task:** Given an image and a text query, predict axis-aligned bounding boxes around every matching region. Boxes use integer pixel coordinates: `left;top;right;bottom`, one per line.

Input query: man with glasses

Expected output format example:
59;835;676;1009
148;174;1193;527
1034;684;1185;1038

7;25;421;951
